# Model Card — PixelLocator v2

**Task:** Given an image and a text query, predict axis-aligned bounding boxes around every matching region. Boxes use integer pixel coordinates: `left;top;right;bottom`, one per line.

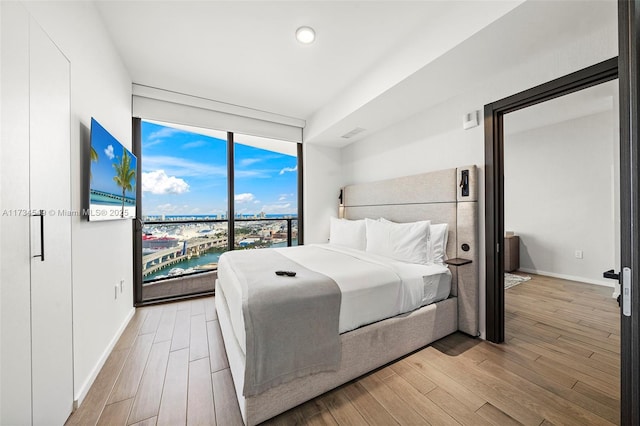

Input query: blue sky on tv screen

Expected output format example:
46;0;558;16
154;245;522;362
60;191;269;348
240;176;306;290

90;118;137;198
141;121;297;217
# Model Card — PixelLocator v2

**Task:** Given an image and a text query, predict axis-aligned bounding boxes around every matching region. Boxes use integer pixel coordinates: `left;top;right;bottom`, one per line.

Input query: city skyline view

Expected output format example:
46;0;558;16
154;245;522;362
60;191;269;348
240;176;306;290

141;121;298;217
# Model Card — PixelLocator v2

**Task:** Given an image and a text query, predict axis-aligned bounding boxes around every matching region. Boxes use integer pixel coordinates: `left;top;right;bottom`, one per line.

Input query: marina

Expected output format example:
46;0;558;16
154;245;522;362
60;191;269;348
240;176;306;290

142;216;297;281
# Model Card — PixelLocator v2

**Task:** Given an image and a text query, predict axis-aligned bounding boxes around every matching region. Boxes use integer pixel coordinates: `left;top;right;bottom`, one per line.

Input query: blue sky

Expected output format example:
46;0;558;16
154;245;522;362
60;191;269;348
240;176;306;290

90;118;137;197
141;121;298;216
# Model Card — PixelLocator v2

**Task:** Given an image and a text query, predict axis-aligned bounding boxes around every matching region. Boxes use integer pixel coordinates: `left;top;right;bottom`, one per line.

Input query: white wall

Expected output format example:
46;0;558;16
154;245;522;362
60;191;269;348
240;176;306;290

0;2;4;421
504;110;616;286
340;11;616;338
23;1;134;405
303;143;343;243
0;2;3;421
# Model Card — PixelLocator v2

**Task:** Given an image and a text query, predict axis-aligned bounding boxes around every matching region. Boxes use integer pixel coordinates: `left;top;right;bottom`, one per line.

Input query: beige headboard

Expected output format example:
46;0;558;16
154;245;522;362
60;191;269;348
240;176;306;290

340;165;479;337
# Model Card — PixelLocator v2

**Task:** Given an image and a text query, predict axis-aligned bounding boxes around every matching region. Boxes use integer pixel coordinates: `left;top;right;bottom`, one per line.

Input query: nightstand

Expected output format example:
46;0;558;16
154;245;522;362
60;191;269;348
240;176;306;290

504;235;520;272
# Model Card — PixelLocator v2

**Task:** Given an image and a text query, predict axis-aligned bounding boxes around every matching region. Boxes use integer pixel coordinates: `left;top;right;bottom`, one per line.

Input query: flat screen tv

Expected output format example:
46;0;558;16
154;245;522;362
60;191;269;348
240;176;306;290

88;117;137;221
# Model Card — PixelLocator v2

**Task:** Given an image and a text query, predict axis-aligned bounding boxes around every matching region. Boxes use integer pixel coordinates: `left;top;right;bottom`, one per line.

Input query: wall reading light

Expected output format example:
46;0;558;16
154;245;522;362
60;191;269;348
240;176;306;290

338;188;344;206
460;169;469;197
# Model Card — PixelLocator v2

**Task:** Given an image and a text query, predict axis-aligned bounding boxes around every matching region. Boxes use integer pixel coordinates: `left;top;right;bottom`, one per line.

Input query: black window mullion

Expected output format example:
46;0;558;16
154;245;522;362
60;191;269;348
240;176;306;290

132;117;143;306
297;142;304;245
227;132;235;252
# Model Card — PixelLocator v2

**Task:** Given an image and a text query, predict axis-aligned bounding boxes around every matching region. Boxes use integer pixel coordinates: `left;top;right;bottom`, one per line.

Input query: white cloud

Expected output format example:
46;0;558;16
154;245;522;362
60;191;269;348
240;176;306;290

143;156;227;178
104;144;115;160
238;158;262;167
142;170;190;195
261;203;292;214
279;165;297;175
148;127;181;142
142;127;191;149
235;169;272;179
156;203;179;213
182;140;207;149
235;193;255;204
278;196;287;201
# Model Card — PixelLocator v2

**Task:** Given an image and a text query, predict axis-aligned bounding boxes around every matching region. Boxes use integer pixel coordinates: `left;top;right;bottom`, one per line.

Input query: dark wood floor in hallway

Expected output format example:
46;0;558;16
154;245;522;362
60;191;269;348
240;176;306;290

66;274;620;425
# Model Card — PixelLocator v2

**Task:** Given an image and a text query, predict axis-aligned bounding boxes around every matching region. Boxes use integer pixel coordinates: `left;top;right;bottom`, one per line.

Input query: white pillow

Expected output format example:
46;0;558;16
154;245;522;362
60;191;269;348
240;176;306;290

365;218;430;264
430;223;449;264
379;218;448;264
329;217;366;251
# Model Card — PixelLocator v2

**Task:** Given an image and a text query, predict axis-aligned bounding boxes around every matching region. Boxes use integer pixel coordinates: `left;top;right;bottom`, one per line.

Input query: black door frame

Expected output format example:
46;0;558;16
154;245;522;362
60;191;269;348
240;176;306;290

618;1;640;423
484;57;618;343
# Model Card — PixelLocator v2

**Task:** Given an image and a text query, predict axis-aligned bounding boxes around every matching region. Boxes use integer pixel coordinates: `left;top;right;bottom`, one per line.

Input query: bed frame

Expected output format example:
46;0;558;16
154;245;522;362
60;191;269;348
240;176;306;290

215;165;479;425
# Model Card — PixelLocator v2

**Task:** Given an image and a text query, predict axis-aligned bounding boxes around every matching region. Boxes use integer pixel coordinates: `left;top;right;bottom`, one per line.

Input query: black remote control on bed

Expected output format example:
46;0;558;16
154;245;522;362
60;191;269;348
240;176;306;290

275;270;296;277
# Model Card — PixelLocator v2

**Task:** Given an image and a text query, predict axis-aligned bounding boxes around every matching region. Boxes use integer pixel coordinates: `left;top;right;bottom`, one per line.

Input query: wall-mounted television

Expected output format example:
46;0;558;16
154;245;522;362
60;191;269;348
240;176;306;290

88;117;137;221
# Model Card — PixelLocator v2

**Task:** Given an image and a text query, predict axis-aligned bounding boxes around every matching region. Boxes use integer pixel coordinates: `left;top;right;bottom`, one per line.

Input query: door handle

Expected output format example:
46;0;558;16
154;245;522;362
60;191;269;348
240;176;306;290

603;269;619;281
32;210;45;262
622;267;631;317
604;268;632;316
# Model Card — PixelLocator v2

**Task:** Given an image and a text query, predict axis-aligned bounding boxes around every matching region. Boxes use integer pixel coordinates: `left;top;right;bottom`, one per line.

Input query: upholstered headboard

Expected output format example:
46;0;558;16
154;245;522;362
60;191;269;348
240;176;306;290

340;165;479;336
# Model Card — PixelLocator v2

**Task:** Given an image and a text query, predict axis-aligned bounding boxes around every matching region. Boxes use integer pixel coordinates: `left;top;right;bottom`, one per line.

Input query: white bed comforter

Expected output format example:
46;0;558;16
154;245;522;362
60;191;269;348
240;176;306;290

216;243;451;355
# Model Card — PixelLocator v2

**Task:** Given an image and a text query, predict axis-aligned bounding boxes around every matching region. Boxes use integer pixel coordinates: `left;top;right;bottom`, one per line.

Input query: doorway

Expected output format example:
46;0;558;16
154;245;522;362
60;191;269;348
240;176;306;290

484;47;640;422
484;58;619;344
500;78;621;420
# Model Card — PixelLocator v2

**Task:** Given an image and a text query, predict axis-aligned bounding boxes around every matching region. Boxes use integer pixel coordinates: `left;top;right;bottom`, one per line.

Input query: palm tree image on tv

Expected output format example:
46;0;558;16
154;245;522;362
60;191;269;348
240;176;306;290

89;118;137;221
90;146;98;181
112;149;136;217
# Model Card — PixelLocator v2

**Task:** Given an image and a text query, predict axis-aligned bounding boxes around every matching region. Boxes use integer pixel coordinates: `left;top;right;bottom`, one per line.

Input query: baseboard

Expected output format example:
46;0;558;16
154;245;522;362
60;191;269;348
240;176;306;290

518;268;615;289
73;307;136;408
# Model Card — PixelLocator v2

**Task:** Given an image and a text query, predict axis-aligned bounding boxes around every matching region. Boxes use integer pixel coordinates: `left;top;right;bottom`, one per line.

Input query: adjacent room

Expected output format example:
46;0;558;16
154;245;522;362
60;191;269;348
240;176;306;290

2;1;638;425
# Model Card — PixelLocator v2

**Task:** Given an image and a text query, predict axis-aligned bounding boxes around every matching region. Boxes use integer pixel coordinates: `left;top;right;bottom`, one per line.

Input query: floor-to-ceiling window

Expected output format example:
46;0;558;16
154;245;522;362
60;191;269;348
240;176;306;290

135;120;301;303
233;132;299;250
140;121;229;285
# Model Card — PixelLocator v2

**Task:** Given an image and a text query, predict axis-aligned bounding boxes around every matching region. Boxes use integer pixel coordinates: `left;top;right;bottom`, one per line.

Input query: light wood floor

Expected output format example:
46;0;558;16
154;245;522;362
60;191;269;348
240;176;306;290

66;274;620;425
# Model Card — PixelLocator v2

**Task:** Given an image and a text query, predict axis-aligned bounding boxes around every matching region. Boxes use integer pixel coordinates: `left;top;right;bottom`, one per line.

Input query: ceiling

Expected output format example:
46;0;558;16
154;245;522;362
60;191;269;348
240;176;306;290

96;1;456;118
95;0;617;146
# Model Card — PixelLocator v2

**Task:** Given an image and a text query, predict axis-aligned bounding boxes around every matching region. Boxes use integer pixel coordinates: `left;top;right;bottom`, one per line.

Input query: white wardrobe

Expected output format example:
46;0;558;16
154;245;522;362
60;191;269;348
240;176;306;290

1;2;74;425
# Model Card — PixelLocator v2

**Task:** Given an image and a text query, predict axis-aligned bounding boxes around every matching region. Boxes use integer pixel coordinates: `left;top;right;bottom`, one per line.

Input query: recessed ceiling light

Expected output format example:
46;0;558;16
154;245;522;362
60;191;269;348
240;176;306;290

296;26;315;44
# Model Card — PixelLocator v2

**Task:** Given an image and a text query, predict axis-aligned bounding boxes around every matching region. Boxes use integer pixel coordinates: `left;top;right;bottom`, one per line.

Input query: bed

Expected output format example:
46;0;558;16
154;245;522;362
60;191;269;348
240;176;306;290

215;165;479;425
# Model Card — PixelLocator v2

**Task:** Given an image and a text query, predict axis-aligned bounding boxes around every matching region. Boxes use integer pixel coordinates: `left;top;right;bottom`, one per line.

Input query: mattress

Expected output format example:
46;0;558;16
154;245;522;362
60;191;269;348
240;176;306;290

216;244;451;355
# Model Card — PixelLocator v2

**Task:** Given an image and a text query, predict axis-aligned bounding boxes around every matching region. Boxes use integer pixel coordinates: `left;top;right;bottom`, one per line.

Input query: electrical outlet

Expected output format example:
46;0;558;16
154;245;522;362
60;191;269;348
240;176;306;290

120;279;124;292
575;250;583;259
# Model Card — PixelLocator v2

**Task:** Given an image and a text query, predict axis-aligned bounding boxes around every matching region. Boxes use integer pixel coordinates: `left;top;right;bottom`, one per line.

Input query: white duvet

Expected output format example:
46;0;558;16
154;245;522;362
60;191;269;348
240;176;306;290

216;244;451;355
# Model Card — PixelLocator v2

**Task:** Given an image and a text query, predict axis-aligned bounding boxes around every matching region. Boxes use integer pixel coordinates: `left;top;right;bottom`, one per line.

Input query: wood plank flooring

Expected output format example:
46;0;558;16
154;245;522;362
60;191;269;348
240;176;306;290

66;274;620;425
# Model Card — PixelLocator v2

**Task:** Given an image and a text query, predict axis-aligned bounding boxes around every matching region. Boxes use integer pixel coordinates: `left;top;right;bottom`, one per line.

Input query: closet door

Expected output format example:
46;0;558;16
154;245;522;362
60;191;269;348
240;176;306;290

0;2;33;424
29;17;73;426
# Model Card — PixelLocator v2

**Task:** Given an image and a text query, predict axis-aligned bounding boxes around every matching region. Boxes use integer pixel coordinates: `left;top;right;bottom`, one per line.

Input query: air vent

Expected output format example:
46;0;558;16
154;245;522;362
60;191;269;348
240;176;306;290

341;127;366;139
